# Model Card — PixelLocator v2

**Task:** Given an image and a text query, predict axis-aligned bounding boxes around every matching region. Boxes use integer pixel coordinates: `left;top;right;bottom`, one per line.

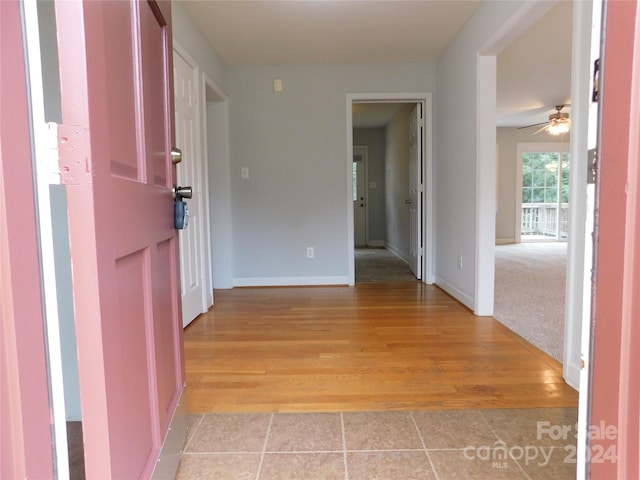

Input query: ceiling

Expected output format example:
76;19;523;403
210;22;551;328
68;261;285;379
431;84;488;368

180;0;573;128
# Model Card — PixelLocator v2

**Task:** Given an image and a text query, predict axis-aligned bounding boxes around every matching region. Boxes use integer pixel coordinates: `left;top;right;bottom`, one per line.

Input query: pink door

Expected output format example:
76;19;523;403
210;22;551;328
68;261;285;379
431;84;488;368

55;1;184;477
1;1;54;477
590;0;640;477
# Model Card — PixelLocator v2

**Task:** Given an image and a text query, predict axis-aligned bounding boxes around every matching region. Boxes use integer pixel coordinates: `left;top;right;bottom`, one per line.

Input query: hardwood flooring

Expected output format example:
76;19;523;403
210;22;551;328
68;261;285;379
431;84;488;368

184;283;578;413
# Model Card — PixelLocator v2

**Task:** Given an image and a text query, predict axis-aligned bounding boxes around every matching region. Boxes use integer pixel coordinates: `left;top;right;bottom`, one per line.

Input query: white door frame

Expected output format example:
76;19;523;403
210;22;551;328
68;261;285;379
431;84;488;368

346;93;433;286
203;73;234;290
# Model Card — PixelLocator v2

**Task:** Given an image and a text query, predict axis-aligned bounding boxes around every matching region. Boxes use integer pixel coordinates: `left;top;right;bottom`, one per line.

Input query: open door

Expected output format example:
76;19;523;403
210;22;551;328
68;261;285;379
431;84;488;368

1;1;54;476
55;1;184;477
353;146;367;247
589;0;640;477
174;47;209;327
408;104;422;279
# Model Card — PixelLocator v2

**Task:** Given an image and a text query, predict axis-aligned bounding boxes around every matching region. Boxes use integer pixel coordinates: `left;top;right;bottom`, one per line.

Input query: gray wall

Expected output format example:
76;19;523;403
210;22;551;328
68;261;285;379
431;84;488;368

496;127;570;243
353;128;385;245
226;63;435;284
384;105;413;262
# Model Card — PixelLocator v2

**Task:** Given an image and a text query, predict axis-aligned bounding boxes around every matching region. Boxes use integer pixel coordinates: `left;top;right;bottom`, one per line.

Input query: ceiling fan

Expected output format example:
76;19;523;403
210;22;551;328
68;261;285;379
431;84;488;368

518;105;571;135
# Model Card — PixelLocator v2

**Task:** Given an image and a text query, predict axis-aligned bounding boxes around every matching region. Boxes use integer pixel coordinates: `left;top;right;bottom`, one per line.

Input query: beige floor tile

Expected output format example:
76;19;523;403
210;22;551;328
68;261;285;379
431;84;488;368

347;451;436;480
481;408;578;448
176;453;261;480
516;445;578;480
343;411;423;450
266;412;342;451
429;450;529;479
187;413;271;453
412;410;497;449
185;414;203;448
258;453;345;480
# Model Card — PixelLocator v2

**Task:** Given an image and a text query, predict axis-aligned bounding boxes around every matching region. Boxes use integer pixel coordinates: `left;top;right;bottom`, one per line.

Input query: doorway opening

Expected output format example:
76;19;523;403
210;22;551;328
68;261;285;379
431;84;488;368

346;93;433;286
517;144;570;243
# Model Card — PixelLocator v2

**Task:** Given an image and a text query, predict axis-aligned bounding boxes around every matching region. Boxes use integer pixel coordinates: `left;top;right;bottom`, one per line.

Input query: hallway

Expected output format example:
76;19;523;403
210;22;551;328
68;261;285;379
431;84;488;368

355;247;418;283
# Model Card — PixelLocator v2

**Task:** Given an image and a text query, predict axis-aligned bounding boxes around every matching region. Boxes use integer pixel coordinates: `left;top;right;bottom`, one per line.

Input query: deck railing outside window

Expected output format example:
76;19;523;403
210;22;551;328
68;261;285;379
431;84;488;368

521;203;569;239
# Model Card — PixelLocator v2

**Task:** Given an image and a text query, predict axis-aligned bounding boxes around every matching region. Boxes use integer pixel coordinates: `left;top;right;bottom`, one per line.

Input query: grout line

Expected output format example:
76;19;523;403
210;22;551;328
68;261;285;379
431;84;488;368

182;414;206;453
341;413;349;480
347;448;429;453
410;411;441;480
512;456;535;480
478;410;535;480
180;451;262;456
254;413;274;480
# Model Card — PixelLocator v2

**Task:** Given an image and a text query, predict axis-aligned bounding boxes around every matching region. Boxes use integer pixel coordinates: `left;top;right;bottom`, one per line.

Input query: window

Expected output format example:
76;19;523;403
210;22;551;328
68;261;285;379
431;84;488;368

520;149;569;241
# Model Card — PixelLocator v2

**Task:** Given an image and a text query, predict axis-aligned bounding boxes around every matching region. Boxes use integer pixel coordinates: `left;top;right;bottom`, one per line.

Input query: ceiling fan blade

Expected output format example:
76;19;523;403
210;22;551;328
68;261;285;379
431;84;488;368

517;121;549;130
532;124;550;135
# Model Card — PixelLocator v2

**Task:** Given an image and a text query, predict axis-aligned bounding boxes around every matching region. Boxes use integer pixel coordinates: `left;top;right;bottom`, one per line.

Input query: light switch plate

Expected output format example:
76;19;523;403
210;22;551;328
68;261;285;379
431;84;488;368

241;167;249;179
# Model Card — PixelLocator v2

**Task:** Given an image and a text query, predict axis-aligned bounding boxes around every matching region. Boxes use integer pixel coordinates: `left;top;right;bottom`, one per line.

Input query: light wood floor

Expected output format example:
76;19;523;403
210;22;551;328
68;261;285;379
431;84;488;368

184;283;578;413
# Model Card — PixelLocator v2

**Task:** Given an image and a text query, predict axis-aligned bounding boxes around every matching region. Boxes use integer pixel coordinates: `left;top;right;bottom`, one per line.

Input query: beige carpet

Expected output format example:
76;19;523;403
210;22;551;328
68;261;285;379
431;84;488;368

355;248;417;283
494;242;567;362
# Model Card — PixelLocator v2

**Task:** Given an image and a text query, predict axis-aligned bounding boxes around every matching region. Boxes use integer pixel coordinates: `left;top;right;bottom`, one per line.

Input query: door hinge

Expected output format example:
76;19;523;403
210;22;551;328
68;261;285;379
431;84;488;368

58;124;92;185
419;247;424;256
418;117;424;128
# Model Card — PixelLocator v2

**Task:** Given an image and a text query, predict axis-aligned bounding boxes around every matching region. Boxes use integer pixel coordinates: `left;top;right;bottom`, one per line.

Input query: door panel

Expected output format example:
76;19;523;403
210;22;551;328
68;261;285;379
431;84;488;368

55;1;183;477
408;104;422;279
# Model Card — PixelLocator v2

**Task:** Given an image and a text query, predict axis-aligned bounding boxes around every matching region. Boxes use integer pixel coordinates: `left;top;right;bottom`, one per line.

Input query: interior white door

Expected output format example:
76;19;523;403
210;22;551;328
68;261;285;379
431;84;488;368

174;50;208;327
408;104;422;279
353;147;366;247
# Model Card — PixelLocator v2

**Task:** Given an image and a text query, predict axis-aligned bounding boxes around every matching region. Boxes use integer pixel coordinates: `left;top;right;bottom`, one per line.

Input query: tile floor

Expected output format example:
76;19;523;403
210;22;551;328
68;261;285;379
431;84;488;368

177;408;578;480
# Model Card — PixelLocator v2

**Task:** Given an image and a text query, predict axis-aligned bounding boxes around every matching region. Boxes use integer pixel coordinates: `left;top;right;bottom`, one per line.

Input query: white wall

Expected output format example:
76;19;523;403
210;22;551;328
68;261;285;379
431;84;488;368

384;105;413;261
496;127;570;243
353;128;386;244
435;0;554;310
226;63;435;285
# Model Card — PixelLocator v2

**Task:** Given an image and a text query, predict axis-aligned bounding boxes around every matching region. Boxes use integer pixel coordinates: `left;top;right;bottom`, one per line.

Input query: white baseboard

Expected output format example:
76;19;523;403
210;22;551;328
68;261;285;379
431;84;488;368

384;242;411;265
434;275;475;311
233;276;350;287
496;238;516;245
152;386;187;480
367;240;384;247
563;360;580;391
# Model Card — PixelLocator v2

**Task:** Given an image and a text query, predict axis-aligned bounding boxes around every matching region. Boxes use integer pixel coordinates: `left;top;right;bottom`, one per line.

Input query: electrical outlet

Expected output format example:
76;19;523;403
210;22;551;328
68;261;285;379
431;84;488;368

458;254;463;270
306;247;314;259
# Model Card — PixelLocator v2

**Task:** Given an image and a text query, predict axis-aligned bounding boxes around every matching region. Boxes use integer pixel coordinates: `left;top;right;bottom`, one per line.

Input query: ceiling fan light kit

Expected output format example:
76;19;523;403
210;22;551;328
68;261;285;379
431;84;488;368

547;118;571;136
519;104;571;135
